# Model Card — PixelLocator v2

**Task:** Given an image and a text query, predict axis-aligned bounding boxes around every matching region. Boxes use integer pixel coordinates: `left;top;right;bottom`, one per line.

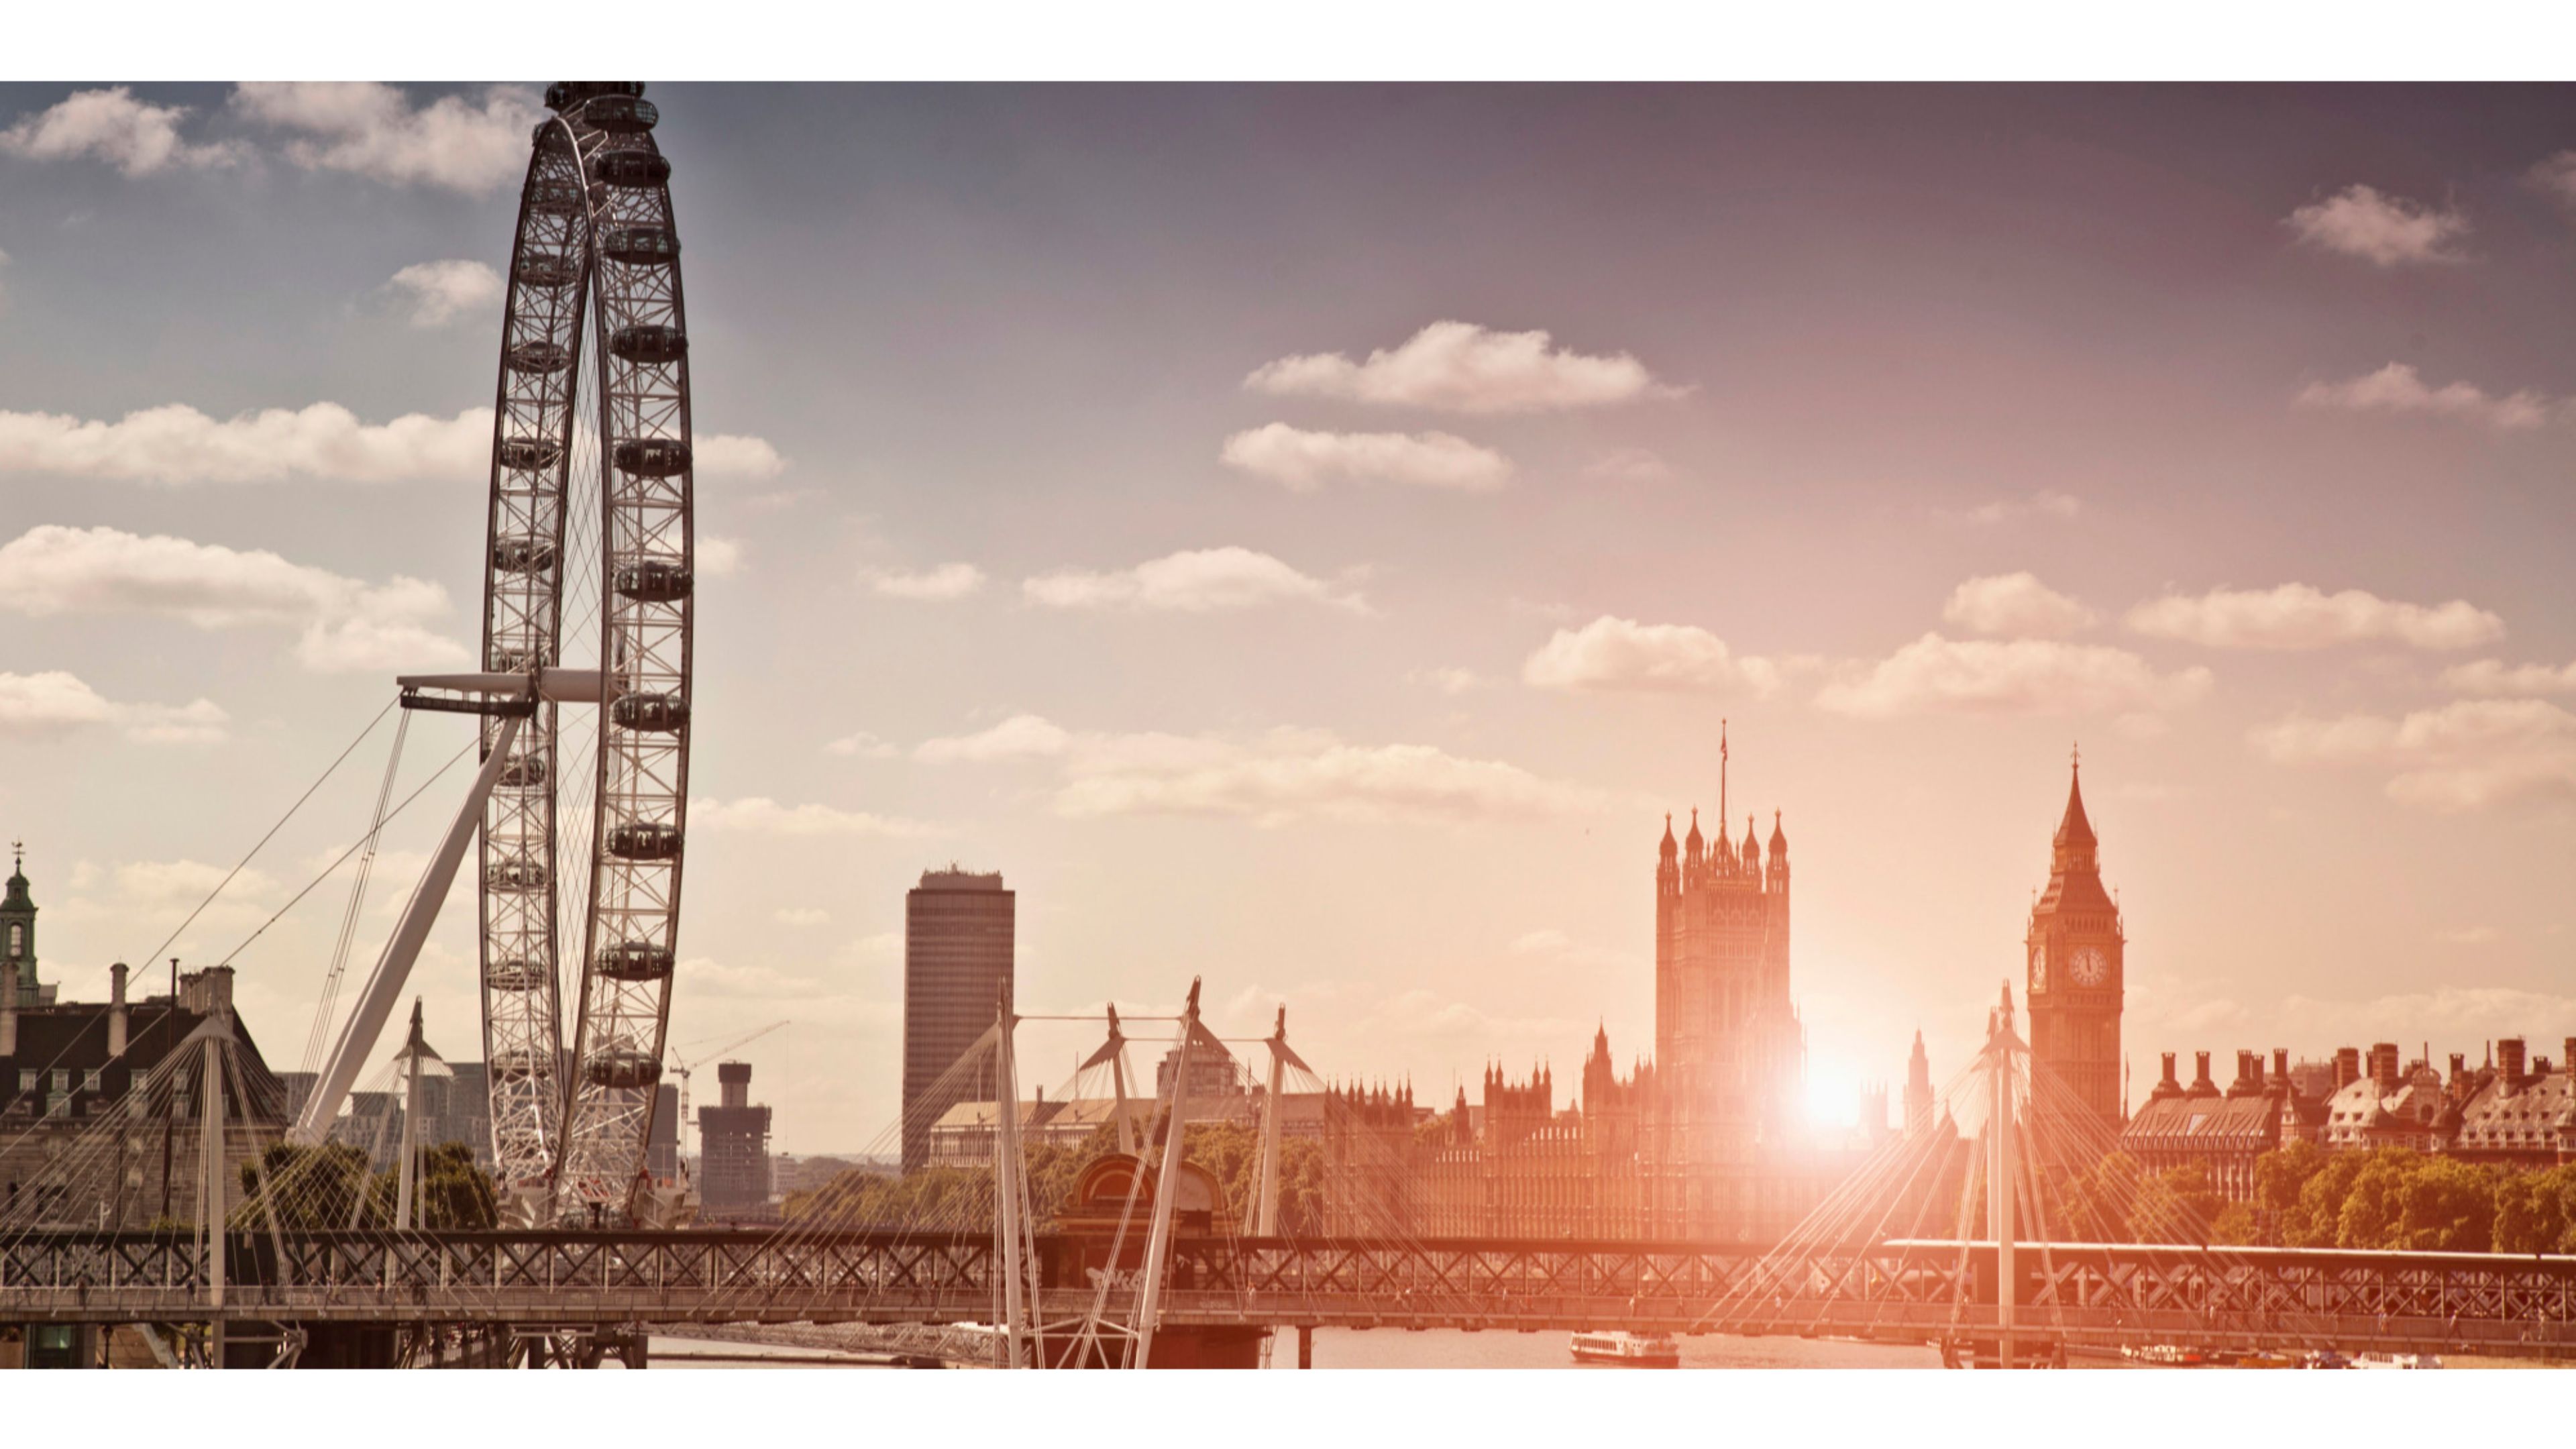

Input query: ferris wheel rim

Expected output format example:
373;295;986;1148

476;83;695;1224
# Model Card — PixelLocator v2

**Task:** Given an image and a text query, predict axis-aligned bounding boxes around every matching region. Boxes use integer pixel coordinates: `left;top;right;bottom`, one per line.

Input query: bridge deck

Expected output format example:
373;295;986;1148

3;1230;2571;1360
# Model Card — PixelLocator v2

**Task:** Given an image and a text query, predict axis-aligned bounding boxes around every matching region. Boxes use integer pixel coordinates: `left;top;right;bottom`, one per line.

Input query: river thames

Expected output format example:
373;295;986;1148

645;1330;1946;1368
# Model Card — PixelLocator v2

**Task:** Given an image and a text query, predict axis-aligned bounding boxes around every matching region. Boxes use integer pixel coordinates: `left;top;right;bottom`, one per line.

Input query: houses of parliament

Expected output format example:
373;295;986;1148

1324;742;2125;1242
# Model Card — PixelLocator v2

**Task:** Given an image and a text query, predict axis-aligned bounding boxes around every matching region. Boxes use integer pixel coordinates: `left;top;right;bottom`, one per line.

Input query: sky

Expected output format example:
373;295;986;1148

1;83;2573;1154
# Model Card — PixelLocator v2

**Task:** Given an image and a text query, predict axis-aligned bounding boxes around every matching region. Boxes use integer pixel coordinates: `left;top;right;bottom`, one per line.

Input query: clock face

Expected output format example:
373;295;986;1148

2028;942;2046;991
2070;945;2109;987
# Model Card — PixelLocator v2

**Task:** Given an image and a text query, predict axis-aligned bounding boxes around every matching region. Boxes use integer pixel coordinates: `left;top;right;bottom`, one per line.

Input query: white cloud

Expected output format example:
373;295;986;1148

675;956;826;999
2271;986;2576;1046
1411;666;1485;696
229;83;541;193
1242;321;1673;413
2125;582;2503;651
692;434;788;479
1957;490;2082;525
380;260;502;328
0;87;244;175
2532;151;2576;209
871;563;985;600
0;400;784;488
696;537;745;578
914;714;1073;763
0;671;227;744
1815;635;2213;718
2441;658;2576;696
1024;547;1364;613
107;859;281;907
1583;448;1674;482
1505;928;1635;973
773;908;830;927
0;524;467;673
1521;616;1780;696
2285;184;2471;266
2296;363;2548;431
822;731;898;759
1220;423;1513;493
1052;728;1605;826
2251;698;2576;812
688;796;942;839
1942;573;2098;638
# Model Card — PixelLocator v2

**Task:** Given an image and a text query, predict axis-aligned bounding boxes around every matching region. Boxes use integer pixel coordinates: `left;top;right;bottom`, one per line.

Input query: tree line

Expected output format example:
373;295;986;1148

784;1120;1328;1234
2054;1142;2576;1254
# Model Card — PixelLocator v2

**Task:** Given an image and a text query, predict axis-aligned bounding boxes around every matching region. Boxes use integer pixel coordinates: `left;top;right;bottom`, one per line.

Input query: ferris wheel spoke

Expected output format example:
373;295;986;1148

475;83;694;1227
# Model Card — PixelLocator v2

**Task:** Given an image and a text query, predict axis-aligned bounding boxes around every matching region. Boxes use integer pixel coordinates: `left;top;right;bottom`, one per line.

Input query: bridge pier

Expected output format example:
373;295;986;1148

1297;1325;1312;1369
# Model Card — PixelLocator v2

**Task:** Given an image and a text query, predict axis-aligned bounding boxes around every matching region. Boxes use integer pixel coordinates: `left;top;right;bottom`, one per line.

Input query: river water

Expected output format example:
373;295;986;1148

645;1330;1944;1369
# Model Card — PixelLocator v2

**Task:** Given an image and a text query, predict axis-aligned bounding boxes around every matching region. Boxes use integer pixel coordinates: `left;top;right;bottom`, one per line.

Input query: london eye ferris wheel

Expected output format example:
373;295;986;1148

476;81;696;1222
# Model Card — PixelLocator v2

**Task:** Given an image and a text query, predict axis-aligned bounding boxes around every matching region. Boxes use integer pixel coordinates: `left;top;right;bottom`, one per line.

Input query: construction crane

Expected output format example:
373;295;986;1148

668;1020;791;1163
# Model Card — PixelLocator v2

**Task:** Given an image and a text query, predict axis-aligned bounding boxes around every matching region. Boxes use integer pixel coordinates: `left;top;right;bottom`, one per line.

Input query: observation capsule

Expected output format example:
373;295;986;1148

497;753;548;790
616;558;694;604
485;858;549;892
497;437;562;472
488;647;539;674
491;1047;553;1080
486;959;546;993
590;149;672;188
610;324;688;365
515;251;579;288
584;1049;663;1091
612;692;690;733
508;340;572;375
582;96;659;134
491;536;557;574
522;177;585;216
608;822;683;861
595;941;676;981
612;438;690;477
600;225;680;266
546;81;645;112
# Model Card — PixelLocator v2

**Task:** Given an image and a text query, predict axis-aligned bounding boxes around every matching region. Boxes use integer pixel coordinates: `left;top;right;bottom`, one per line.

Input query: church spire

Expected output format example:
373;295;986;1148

2054;745;2096;851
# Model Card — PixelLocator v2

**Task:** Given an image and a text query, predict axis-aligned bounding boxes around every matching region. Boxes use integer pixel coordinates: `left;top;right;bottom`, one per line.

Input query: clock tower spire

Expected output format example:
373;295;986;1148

2025;751;2125;1128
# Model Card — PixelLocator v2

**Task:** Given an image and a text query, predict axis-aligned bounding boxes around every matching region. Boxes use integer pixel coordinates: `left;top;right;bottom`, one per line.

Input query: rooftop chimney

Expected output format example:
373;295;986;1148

2334;1046;2361;1091
2273;1048;2291;1089
2369;1042;2400;1093
2189;1051;2218;1097
2226;1050;2257;1098
108;961;128;1058
2499;1037;2528;1092
2151;1052;2182;1101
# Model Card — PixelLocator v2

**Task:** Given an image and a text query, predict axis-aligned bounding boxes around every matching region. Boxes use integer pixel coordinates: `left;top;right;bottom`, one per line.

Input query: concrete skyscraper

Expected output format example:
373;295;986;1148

902;867;1015;1173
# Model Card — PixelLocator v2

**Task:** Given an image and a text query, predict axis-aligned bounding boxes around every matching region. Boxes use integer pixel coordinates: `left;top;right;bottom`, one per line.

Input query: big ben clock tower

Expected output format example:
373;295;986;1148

2025;753;2125;1128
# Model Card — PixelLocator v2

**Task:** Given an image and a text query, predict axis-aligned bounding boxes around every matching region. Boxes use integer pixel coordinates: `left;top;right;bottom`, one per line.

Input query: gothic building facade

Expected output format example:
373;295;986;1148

1324;739;1850;1243
2025;759;2126;1130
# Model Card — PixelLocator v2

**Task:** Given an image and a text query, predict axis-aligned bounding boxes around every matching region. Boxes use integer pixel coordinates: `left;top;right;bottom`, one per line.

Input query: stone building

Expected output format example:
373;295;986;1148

1322;739;1862;1242
2121;1036;2576;1199
2025;759;2127;1130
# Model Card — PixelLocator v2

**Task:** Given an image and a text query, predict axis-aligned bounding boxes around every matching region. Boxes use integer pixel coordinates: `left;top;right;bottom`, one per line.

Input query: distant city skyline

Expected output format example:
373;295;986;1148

1;83;2573;1151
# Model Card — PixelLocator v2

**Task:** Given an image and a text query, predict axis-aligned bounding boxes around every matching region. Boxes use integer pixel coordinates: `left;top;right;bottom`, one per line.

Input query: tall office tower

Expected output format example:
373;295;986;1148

902;867;1015;1173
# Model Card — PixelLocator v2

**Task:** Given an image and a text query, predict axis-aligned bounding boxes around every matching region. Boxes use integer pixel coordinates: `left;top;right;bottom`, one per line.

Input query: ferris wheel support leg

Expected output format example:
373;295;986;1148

293;713;526;1146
